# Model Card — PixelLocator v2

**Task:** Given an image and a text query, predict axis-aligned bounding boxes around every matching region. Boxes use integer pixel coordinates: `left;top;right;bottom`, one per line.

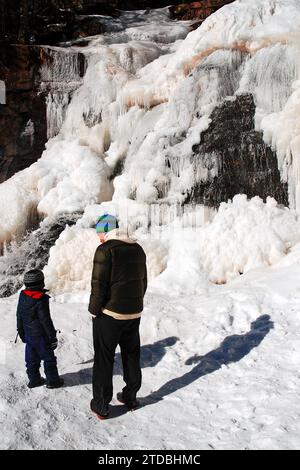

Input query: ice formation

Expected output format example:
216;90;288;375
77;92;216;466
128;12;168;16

43;195;300;293
1;1;300;290
198;194;300;284
0;138;112;249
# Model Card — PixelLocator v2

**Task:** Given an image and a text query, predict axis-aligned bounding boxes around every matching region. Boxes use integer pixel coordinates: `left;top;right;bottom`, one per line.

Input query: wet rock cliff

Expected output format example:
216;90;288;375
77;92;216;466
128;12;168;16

186;94;289;207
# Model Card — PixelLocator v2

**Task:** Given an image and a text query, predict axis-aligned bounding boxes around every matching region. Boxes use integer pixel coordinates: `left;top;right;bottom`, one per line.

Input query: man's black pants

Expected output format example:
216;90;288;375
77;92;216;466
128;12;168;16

92;313;142;407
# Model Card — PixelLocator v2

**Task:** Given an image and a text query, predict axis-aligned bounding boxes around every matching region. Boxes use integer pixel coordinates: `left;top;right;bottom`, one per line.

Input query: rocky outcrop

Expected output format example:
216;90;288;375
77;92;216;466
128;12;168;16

0;1;235;45
185;94;289;207
0;45;47;182
0;43;86;182
0;1;118;45
169;1;234;22
0;212;81;297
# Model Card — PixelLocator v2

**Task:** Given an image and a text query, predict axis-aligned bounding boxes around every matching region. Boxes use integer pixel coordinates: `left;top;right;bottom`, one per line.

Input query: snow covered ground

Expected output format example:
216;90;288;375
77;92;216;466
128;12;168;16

1;197;300;450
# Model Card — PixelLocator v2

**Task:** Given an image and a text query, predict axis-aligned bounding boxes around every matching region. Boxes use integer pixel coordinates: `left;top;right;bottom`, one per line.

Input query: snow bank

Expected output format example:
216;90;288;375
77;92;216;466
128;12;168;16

44;226;98;294
199;194;300;283
149;194;300;292
0;175;39;249
45;195;300;294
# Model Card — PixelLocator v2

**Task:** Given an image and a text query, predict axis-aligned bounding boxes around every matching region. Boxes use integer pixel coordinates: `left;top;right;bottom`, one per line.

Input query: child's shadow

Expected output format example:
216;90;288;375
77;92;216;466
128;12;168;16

61;336;178;387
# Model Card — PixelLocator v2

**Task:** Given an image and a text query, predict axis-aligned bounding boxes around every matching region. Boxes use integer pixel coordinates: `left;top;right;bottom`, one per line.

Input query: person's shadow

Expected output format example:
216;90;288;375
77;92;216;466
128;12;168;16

61;336;179;387
62;315;273;418
139;314;274;408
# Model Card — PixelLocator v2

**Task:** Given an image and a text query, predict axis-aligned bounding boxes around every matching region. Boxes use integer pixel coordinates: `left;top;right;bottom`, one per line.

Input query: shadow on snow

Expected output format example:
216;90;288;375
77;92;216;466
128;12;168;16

139;314;273;408
61;315;273;415
61;336;179;387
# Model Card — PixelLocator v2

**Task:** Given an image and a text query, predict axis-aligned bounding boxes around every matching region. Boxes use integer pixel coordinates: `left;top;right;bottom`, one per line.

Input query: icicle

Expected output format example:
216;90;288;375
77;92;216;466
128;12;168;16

40;47;86;138
21;119;35;147
39;48;85;87
46;92;70;139
239;44;300;114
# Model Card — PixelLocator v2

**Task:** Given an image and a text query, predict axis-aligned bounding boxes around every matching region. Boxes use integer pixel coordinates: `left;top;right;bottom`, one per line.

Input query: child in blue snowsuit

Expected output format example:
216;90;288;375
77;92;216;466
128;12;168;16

16;269;63;389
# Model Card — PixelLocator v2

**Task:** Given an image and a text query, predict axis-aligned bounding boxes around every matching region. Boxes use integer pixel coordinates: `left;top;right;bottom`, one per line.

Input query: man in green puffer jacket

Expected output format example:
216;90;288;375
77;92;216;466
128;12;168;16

88;214;147;420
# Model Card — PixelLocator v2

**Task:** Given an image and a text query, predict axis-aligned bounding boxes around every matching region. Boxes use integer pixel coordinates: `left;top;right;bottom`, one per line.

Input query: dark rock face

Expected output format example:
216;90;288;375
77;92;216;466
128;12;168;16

0;1;235;45
186;94;289;207
0;45;47;182
0;43;86;182
169;1;234;22
1;0;85;44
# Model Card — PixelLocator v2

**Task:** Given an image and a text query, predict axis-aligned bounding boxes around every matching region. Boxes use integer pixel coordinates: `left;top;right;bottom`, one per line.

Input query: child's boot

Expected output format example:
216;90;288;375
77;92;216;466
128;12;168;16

45;363;64;388
27;365;45;389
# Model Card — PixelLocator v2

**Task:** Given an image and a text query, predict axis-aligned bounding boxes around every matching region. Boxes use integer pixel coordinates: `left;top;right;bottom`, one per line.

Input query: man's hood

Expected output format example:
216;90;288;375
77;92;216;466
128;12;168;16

104;229;137;244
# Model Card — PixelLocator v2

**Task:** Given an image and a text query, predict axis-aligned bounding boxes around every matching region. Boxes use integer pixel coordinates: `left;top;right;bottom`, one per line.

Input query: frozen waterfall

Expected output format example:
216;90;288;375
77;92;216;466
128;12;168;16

1;0;300;294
